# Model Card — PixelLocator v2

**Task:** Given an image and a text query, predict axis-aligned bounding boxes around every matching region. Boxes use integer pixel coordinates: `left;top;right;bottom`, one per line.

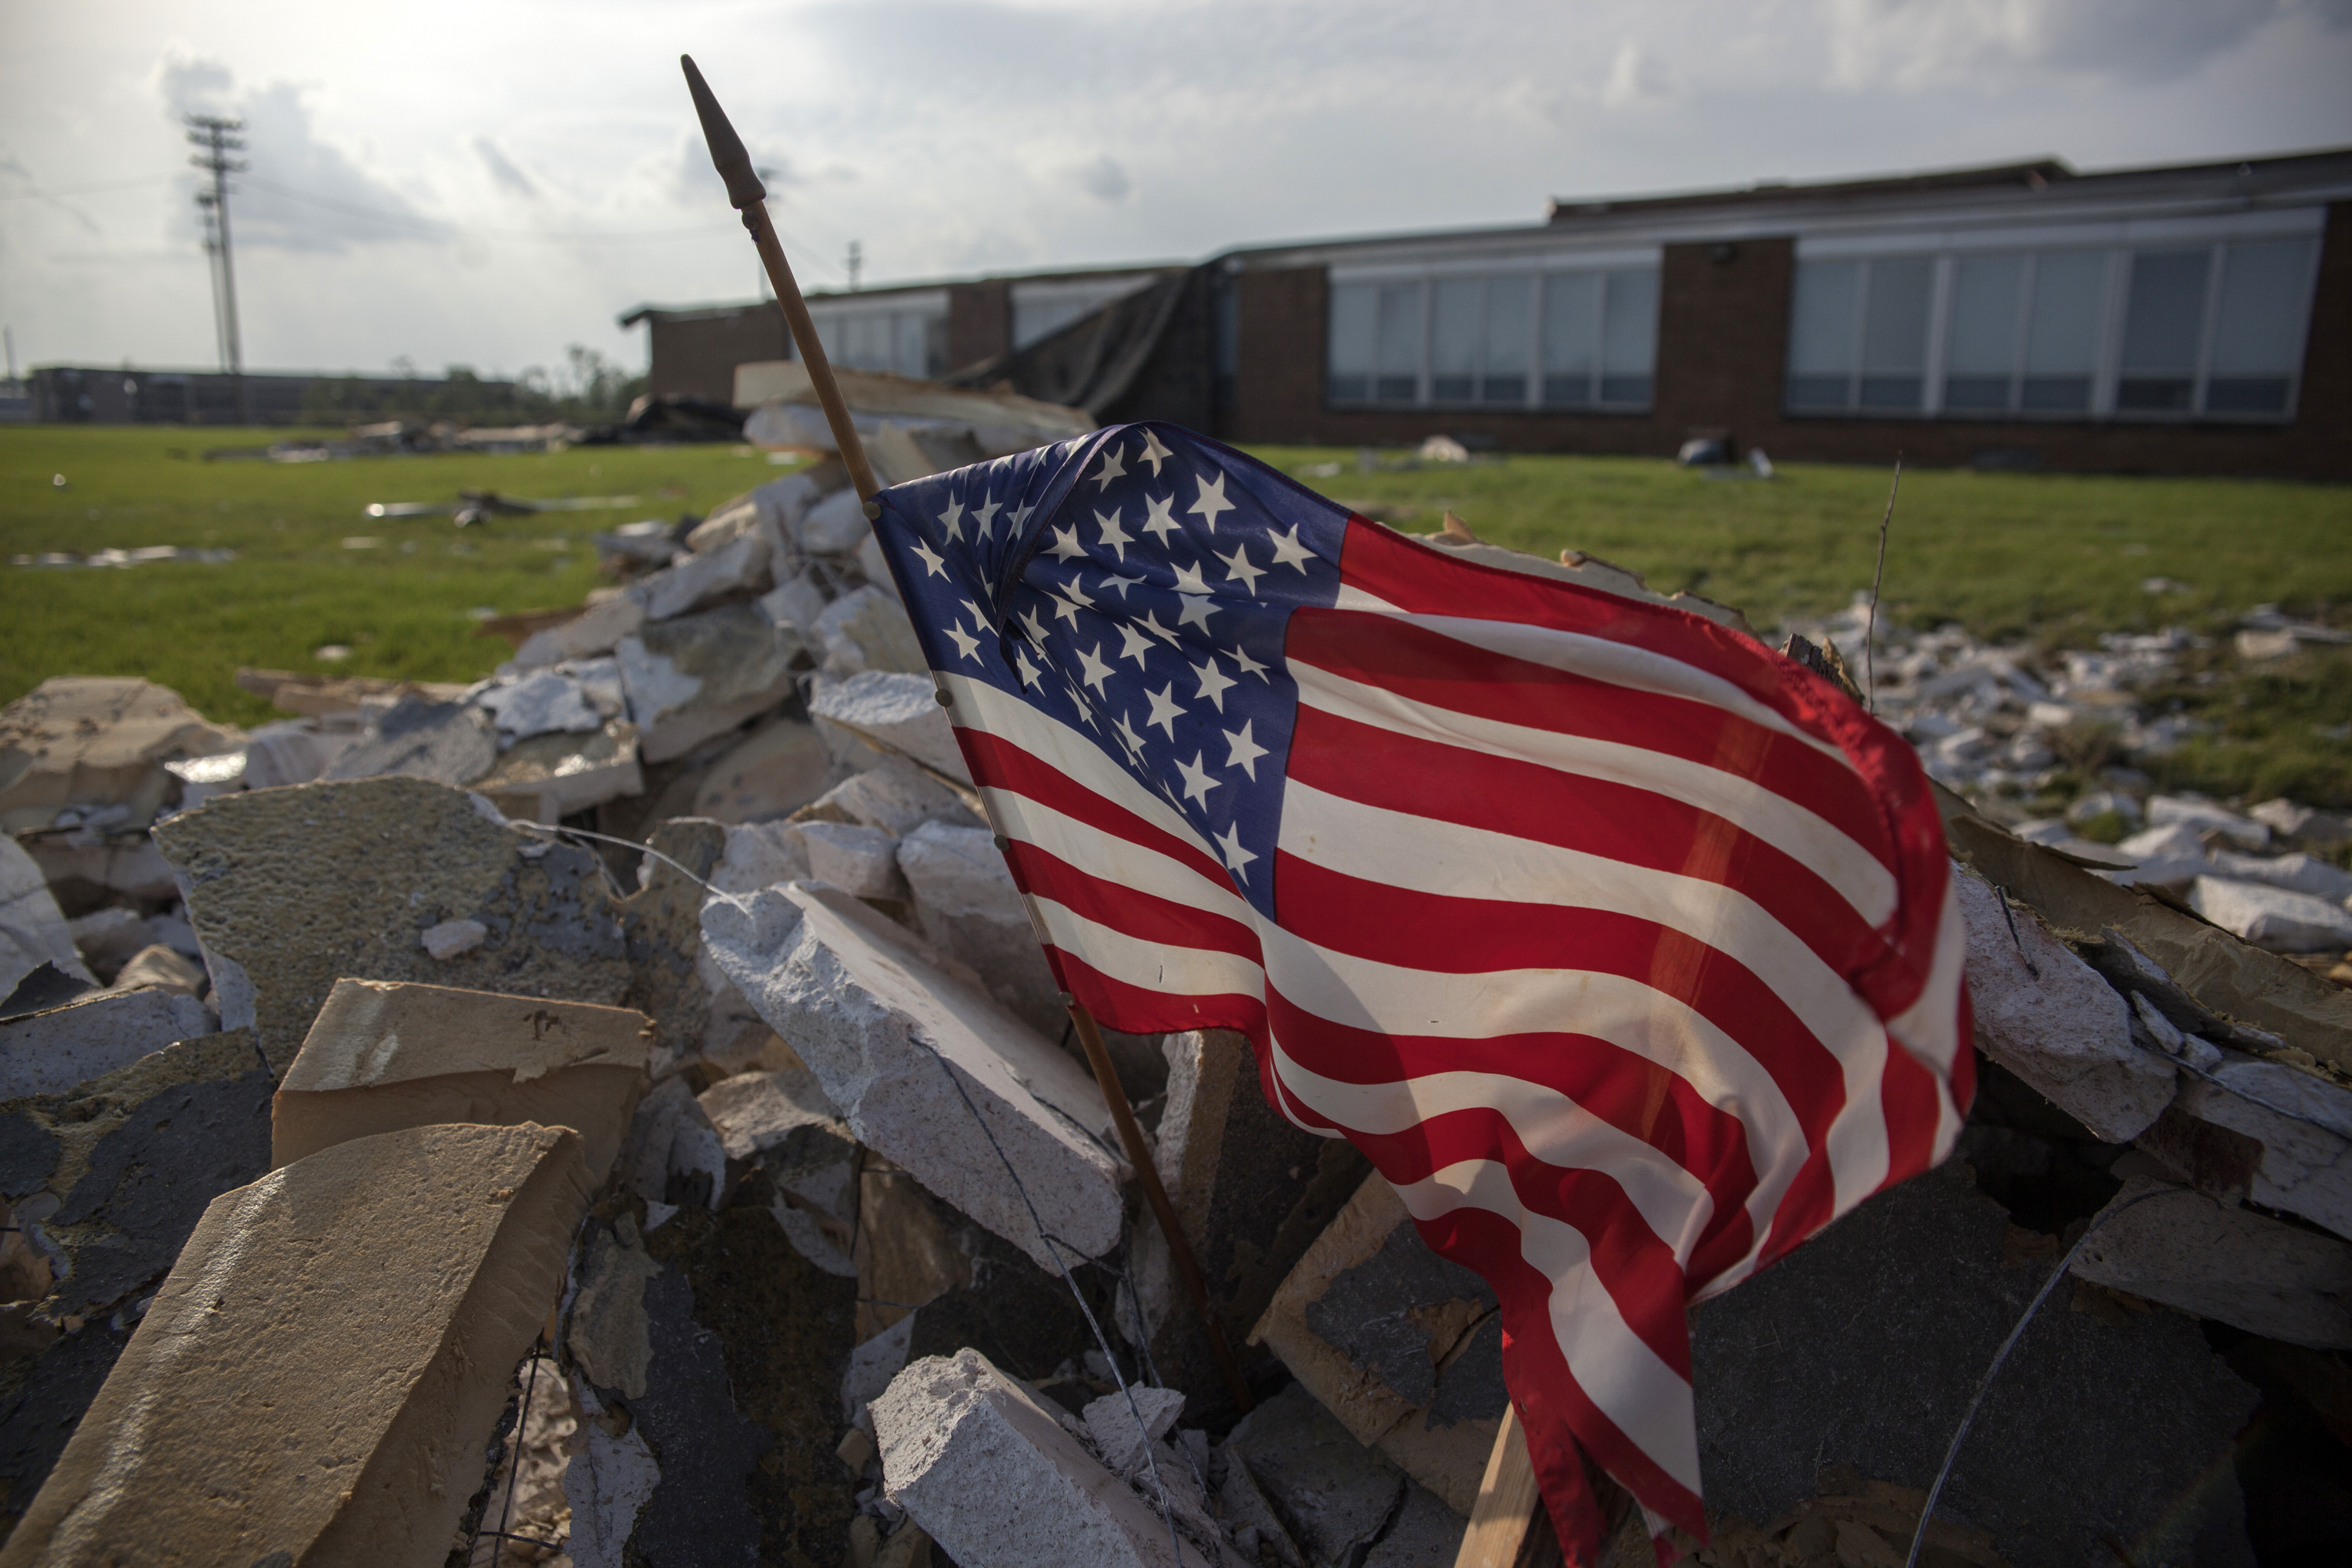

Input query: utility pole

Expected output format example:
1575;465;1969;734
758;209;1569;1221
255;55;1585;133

845;239;862;292
185;114;248;424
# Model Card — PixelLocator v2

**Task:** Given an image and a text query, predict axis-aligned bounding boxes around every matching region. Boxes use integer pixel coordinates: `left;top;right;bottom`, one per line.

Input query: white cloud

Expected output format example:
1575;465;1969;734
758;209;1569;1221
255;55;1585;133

1601;39;1677;108
1075;154;1131;203
1820;0;2347;89
473;137;537;199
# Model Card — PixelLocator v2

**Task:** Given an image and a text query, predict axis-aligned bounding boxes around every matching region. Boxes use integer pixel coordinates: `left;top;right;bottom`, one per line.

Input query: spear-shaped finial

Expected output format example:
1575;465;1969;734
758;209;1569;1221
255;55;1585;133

681;54;766;209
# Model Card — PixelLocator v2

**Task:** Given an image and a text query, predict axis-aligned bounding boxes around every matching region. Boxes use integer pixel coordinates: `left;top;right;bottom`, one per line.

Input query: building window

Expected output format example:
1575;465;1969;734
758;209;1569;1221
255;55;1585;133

1328;265;1658;412
1788;233;2317;422
810;307;946;378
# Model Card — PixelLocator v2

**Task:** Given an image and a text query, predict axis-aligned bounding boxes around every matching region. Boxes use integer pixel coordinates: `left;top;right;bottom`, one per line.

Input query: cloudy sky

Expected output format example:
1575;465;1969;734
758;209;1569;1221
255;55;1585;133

3;0;2347;385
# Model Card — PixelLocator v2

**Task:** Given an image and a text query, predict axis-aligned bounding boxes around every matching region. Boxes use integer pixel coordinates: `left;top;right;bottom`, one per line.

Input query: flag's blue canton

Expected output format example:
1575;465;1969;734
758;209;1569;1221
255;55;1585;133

872;423;1349;920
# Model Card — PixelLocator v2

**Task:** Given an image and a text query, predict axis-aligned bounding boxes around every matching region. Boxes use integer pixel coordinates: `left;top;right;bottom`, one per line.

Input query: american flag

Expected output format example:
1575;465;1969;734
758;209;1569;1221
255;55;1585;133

867;423;1972;1562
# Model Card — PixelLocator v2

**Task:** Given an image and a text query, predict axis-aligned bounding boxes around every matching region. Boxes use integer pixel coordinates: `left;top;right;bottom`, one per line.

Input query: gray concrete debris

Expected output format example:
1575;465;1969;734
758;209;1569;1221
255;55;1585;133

690;716;835;824
1081;1385;1185;1477
799;486;873;556
107;944;204;998
701;880;1124;1269
801;820;908;901
2187;875;2352;953
898;820;1064;1037
814;585;928;677
808;671;973;785
514;591;648;668
1361;1484;1469;1568
2149;794;2270;850
756;566;829;636
1;837;92;1003
1220;1380;1408;1568
711;819;815;896
1956;868;2176;1141
320;694;497;788
696;1061;858;1222
1686;1160;2257;1567
473;660;617;742
152;777;630;1071
618;603;798;764
475;717;644;823
874;1348;1215;1568
419;917;489;959
805;754;975;838
241;717;356;790
2205;849;2352;903
62;907;148;981
613;817;727;1079
2070;1175;2352;1348
570;1214;663;1400
844;1315;917;1422
21;832;181;904
2144;1059;2352;1239
2250;797;2352;844
0;985;211;1098
636;528;771;622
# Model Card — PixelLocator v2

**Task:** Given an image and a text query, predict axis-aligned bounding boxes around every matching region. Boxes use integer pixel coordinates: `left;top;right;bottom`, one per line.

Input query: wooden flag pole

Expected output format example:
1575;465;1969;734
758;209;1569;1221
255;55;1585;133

1455;1409;1565;1568
683;54;1253;1416
681;55;879;502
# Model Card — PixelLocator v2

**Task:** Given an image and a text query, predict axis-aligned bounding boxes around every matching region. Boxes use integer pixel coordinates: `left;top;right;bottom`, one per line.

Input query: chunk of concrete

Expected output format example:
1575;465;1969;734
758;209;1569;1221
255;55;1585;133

802;820;908;900
566;1373;662;1568
799;485;872;555
241;717;356;790
1128;1029;1371;1423
691;715;835;824
0;985;212;1098
1220;1380;1407;1568
108;944;204;997
1685;1160;2258;1568
1249;1172;1502;1516
702;880;1123;1269
152;777;631;1072
875;1348;1215;1568
514;591;648;669
419;917;487;959
2;837;92;1002
898;820;1061;1035
475;717;644;823
271;977;650;1183
809;671;972;785
62;906;148;979
0;677;243;832
569;1212;664;1399
711;819;814;895
696;1061;857;1216
814;584;928;676
614;817;727;1076
2141;1059;2352;1239
0;1121;590;1568
801;756;975;843
18;833;179;905
475;663;610;741
1956;867;2174;1141
320;693;498;788
618;603;797;763
2071;1176;2352;1347
2206;850;2352;903
2116;821;2210;863
1083;1386;1186;1477
755;565;829;635
636;527;771;622
1361;1484;1464;1568
2148;795;2269;850
2187;875;2352;952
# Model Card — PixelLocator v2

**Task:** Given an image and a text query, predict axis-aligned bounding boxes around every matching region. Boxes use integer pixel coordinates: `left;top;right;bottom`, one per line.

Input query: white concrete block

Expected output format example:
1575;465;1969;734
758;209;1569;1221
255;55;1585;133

800;486;872;555
898;821;1062;1037
2072;1176;2352;1347
2206;851;2352;903
1083;1387;1186;1477
0;987;212;1098
419;918;488;959
1957;867;2175;1141
809;672;971;785
2147;795;2269;850
242;719;357;791
803;821;908;901
756;567;829;635
2117;822;2210;863
2168;1060;2352;1239
876;1350;1211;1568
2;835;93;1001
816;586;927;677
2187;876;2352;953
514;593;647;669
817;757;975;838
637;529;772;622
473;665;608;741
701;881;1123;1268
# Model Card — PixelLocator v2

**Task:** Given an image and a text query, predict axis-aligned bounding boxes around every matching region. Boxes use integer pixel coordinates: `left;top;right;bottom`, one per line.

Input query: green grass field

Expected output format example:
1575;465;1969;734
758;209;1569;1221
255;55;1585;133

5;426;2349;801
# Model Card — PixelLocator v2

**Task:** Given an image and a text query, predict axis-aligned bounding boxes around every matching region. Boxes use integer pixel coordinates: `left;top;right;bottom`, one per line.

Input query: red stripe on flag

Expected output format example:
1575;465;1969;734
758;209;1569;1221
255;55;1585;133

956;726;1235;892
1008;841;1264;964
1044;947;1265;1039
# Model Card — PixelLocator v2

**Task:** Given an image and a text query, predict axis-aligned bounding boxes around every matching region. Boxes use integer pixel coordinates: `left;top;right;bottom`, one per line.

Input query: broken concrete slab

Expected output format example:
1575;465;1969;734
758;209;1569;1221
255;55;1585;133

876;1348;1215;1568
806;754;976;838
636;527;771;622
2070;1176;2352;1347
1359;1483;1463;1568
814;584;928;677
1685;1160;2259;1568
2187;875;2352;952
1250;1171;1503;1516
153;776;632;1072
420;917;488;959
756;566;829;636
0;677;243;833
2141;1059;2352;1239
514;591;649;669
272;977;650;1183
61;907;148;980
1;837;91;1003
0;985;212;1099
19;830;181;906
897;820;1061;1037
1956;867;2174;1141
321;693;500;788
691;716;836;824
1130;1028;1371;1423
0;1121;589;1568
106;944;203;998
799;486;873;556
241;716;356;790
2206;850;2352;904
2148;795;2270;850
1220;1379;1408;1568
808;671;972;785
1083;1386;1186;1477
619;603;797;764
711;820;814;898
570;1212;664;1399
803;821;908;901
697;1062;857;1212
703;880;1123;1269
614;817;727;1077
474;661;616;742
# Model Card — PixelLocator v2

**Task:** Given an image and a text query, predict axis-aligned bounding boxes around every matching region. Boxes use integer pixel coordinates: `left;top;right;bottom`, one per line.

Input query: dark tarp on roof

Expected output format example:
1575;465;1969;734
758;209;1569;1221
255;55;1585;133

946;269;1212;428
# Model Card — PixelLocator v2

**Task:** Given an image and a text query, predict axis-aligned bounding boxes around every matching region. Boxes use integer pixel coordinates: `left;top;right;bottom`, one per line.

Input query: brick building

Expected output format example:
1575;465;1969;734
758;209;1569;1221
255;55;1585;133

624;148;2352;479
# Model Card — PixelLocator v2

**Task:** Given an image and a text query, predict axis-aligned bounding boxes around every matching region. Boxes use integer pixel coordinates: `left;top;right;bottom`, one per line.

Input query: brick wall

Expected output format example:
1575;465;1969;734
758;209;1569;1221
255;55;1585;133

1222;204;2351;480
644;307;790;404
947;282;1013;371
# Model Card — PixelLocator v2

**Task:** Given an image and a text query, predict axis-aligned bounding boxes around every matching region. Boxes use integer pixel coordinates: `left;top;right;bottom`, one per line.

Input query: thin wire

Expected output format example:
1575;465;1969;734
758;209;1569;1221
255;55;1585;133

1867;456;1902;713
1903;1187;2175;1568
492;1349;544;1563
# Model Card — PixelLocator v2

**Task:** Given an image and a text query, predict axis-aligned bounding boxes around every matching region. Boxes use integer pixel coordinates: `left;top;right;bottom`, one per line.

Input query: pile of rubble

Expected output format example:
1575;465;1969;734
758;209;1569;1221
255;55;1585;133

1;453;2348;1566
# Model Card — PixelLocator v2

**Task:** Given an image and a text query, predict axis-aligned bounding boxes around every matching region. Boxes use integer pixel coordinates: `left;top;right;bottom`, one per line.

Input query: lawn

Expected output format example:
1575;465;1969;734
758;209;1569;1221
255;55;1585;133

4;426;2350;801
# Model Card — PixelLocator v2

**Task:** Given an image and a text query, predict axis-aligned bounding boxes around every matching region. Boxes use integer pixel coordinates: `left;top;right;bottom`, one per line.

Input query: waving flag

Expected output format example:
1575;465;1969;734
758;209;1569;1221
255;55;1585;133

865;423;1971;1563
